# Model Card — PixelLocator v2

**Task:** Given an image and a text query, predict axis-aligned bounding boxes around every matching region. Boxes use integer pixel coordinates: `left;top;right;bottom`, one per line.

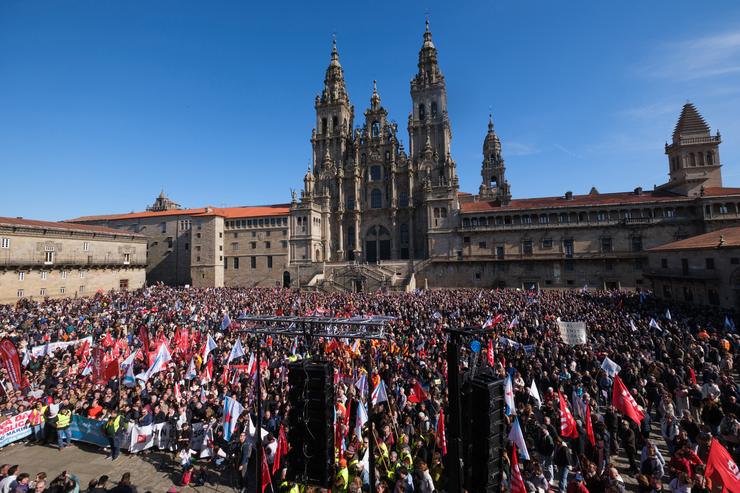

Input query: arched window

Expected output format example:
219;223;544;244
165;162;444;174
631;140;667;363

332;116;338;131
707;151;714;165
372;121;380;137
371;189;382;209
419;104;426;120
370;165;381;181
321;118;327;134
431;102;437;117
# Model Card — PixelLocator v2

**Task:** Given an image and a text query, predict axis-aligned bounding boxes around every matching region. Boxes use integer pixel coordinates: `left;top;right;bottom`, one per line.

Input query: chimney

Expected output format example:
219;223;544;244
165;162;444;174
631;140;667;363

634;187;643;196
564;191;573;200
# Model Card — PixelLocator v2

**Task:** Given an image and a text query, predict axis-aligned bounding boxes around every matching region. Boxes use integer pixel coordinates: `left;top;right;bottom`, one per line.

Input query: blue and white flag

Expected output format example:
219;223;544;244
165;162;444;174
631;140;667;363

185;357;197;380
508;416;530;460
121;351;137;369
482;315;494;330
630;319;638;332
355;400;368;440
601;356;621;377
724;316;736;331
649;318;661;331
371;380;388;406
504;375;516;416
355;373;368;398
290;338;299;356
81;358;93;377
222;396;244;441
142;343;172;381
203;334;218;362
221;313;231;331
665;309;672;321
508;316;519;330
122;362;137;388
227;338;245;364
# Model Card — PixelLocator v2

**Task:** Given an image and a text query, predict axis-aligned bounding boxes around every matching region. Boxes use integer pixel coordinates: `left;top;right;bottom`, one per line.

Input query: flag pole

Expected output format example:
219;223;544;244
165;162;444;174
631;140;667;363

365;341;376;493
255;337;263;493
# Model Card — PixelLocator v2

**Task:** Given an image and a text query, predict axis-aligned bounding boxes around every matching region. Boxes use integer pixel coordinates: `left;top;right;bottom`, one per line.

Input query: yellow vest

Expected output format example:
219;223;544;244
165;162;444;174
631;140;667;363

56;411;71;429
336;466;349;492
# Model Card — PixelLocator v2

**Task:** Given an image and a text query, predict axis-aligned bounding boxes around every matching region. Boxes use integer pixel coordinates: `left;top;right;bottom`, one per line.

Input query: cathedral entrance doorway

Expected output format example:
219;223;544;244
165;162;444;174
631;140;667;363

365;226;391;263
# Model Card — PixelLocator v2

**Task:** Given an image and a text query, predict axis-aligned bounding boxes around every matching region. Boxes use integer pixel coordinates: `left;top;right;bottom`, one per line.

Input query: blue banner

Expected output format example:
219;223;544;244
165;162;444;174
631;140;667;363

70;415;109;447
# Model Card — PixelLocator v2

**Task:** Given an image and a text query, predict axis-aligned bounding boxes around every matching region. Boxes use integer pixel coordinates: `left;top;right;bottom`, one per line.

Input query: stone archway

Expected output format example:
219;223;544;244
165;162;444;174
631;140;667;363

365;225;391;263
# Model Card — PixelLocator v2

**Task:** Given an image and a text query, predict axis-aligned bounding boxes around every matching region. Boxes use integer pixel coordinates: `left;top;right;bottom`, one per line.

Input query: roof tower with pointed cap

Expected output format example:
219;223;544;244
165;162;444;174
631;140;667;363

672;102;711;142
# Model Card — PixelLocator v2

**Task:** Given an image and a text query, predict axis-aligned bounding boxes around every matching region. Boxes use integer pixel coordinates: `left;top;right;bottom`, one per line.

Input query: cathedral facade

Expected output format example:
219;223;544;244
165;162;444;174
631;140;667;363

289;22;460;265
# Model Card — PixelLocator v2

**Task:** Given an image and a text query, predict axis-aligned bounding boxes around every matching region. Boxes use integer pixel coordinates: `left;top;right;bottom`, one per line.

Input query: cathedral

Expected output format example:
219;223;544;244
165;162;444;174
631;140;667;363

70;22;740;306
289;21;464;264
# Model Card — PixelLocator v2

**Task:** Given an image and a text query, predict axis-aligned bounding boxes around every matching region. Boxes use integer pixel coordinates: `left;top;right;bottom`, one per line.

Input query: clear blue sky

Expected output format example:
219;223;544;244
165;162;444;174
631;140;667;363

2;1;740;220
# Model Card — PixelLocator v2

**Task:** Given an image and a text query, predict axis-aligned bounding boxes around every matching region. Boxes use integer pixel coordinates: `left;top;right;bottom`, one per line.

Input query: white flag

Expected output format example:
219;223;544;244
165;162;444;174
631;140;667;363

601;356;621;377
142;343;172;381
227;338;246;364
665;309;672;320
504;375;516;416
529;380;542;408
203;334;217;362
630;319;638;332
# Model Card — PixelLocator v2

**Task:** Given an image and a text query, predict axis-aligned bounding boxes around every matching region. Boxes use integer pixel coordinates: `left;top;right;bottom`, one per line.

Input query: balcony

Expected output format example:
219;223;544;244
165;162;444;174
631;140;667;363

0;257;146;269
458;216;674;232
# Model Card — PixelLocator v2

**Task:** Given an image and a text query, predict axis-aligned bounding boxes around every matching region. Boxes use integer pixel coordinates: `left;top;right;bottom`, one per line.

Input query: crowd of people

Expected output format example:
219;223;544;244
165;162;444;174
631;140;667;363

0;285;737;493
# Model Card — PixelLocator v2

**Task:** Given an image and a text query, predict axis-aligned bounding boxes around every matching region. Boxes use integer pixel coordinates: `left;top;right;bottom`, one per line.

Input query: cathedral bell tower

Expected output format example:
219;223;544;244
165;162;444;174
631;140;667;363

312;37;354;177
408;20;456;189
479;114;511;204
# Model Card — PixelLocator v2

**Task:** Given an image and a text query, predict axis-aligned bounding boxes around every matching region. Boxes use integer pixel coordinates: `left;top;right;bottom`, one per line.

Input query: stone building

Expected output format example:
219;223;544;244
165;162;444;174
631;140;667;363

70;23;740;293
0;216;147;303
70;199;291;289
646;226;740;308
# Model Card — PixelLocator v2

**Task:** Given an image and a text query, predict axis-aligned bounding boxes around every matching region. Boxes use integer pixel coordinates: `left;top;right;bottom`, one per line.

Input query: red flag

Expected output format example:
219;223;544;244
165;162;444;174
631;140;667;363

102;332;114;348
272;425;288;474
138;326;150;365
436;408;447;456
705;439;740;493
91;347;106;384
261;449;273;493
103;359;119;382
558;392;579;438
688;367;697;385
75;339;90;359
0;339;22;390
510;444;527;493
487;339;495;367
612;375;645;425
174;382;182;402
585;404;596;447
408;381;429;404
492;313;504;325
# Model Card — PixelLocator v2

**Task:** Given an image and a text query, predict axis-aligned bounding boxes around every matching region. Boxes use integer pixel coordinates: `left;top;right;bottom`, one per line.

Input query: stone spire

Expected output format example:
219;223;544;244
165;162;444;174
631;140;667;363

412;19;443;88
370;79;381;109
321;36;349;105
479;113;510;204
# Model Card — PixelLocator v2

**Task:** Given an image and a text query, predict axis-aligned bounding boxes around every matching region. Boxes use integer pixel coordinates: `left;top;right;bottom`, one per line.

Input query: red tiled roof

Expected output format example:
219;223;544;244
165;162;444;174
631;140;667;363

649;227;740;252
67;204;291;223
0;216;146;238
460;187;740;214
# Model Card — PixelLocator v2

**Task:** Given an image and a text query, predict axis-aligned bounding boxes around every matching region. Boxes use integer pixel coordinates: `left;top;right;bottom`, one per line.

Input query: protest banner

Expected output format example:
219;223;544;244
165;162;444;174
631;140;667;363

70;415;109;447
0;411;31;448
31;337;93;358
557;320;587;345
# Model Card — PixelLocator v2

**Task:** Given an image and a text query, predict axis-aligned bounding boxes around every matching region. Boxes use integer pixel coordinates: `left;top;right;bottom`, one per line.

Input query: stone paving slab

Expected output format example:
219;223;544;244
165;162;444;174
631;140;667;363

0;441;241;493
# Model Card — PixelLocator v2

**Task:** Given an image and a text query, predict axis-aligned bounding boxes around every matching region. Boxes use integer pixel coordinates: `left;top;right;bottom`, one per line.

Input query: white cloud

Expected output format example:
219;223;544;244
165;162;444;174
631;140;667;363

641;30;740;80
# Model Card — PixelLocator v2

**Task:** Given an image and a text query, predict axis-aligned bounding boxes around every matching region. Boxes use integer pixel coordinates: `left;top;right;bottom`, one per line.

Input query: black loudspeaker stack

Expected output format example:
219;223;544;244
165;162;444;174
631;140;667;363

286;360;335;488
461;371;505;493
